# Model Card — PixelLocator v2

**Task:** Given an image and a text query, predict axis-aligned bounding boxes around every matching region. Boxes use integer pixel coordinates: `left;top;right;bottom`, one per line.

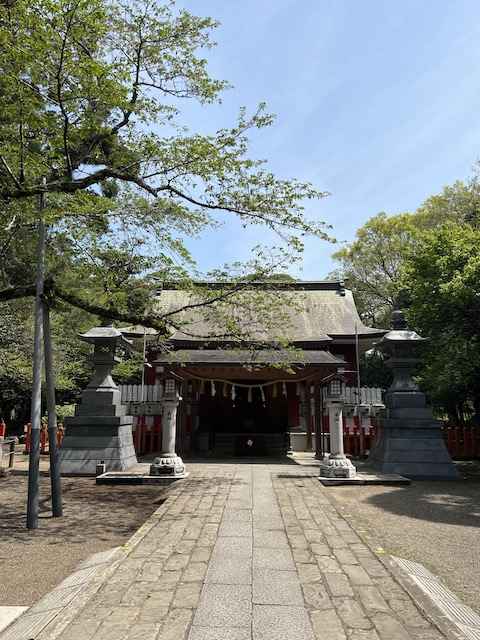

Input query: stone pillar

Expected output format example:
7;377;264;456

150;377;186;477
58;327;137;475
161;399;179;456
319;376;356;479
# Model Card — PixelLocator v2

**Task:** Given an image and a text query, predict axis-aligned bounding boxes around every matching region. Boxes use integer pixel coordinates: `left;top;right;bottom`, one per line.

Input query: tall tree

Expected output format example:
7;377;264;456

0;0;329;337
400;222;480;424
329;212;416;327
330;174;480;404
329;174;480;328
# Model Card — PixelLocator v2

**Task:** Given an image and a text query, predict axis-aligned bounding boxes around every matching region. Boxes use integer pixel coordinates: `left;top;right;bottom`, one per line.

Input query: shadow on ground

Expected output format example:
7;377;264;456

344;461;480;528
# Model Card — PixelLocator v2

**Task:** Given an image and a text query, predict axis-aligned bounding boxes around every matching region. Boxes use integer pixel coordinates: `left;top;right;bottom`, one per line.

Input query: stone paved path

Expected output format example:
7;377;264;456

2;462;476;640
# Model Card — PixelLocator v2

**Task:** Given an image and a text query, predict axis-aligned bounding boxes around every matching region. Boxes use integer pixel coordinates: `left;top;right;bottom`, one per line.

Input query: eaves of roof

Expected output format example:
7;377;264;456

153;349;347;367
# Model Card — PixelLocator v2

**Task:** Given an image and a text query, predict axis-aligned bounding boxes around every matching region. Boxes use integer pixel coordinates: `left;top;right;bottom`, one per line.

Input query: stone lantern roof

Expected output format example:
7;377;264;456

374;311;429;355
78;326;133;348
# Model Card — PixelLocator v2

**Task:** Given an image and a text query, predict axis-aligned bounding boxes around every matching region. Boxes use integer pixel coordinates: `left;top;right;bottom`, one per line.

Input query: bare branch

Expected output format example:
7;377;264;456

0;154;22;189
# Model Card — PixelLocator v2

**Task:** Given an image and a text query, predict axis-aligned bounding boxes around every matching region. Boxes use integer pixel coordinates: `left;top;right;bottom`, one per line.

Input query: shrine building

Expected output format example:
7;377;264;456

136;281;383;457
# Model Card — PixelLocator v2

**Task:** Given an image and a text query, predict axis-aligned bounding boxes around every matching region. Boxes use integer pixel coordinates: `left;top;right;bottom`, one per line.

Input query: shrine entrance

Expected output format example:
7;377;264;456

232;385;267;432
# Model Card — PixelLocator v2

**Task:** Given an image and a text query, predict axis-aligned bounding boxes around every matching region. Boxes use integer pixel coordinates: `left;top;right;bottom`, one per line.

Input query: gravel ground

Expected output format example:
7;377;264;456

328;460;480;615
0;452;164;607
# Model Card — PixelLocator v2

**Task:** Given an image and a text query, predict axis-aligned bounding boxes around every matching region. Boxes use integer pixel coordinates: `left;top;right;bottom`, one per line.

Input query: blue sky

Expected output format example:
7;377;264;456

173;0;479;279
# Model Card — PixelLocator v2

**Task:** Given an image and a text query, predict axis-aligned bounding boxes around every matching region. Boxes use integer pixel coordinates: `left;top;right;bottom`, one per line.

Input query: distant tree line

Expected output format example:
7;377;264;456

331;165;480;426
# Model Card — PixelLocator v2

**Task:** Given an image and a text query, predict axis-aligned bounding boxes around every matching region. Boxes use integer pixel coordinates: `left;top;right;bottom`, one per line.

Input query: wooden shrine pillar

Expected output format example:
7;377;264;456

305;382;313;450
190;380;198;451
314;379;323;459
177;380;189;454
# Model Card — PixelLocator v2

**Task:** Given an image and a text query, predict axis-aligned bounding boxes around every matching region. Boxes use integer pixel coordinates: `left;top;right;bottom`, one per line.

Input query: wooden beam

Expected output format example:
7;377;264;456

313;379;323;459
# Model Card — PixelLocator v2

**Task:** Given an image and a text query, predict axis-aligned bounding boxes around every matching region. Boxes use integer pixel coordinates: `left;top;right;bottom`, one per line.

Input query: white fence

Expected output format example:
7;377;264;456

344;386;383;405
119;384;383;405
119;384;163;404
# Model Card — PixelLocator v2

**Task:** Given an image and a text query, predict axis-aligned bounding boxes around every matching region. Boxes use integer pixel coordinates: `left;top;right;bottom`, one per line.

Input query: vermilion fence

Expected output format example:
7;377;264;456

21;419;162;456
24;423;63;453
341;425;479;459
132;416;162;456
343;425;374;456
13;421;479;460
443;426;478;458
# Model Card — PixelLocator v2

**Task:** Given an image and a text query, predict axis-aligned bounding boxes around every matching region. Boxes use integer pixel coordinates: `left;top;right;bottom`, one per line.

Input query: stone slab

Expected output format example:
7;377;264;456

0;608;29;634
252;569;304;605
364;460;463;480
63;417;133;429
95;472;189;485
319;472;411;486
193;584;252;628
253;605;316;640
389;556;480;640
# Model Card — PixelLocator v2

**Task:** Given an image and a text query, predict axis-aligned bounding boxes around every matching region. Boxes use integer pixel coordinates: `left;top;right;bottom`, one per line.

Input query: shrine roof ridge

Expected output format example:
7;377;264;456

157;280;347;293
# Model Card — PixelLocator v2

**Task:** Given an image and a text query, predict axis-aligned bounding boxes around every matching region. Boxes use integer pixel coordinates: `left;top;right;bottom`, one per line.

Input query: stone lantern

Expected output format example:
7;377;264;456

365;311;462;480
150;373;186;477
58;327;138;474
319;372;356;479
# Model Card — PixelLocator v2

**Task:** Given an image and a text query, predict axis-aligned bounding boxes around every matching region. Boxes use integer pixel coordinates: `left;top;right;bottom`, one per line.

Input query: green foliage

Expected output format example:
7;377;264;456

415;178;480;229
0;299;96;425
0;0;330;329
54;404;75;423
330;212;417;327
359;350;392;391
400;222;480;423
330;175;480;329
0;0;332;419
0;300;34;423
331;172;480;419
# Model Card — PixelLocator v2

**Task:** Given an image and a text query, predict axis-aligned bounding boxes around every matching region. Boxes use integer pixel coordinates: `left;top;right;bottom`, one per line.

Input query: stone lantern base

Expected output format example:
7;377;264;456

150;454;186;477
365;313;463;481
58;417;137;475
366;393;462;480
319;454;357;478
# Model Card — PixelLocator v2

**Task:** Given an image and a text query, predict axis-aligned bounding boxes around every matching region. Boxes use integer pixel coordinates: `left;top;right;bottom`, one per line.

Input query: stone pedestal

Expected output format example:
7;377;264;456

366;384;462;480
320;454;357;478
365;313;462;481
58;327;138;475
150;454;186;477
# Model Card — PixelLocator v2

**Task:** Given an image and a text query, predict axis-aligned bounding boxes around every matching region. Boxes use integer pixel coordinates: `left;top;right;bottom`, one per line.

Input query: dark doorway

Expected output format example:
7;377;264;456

233;385;266;432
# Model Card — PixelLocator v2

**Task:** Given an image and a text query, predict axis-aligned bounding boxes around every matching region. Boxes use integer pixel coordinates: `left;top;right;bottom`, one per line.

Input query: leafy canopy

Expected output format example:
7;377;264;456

329;172;480;413
0;0;333;421
329;175;480;328
0;0;327;340
0;0;330;340
400;222;480;423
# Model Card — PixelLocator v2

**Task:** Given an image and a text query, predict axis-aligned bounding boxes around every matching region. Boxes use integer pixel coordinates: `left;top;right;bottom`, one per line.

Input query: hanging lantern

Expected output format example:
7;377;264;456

248;387;252;402
223;382;228;398
231;385;236;401
282;382;287;396
272;383;277;398
211;381;216;397
199;380;205;395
